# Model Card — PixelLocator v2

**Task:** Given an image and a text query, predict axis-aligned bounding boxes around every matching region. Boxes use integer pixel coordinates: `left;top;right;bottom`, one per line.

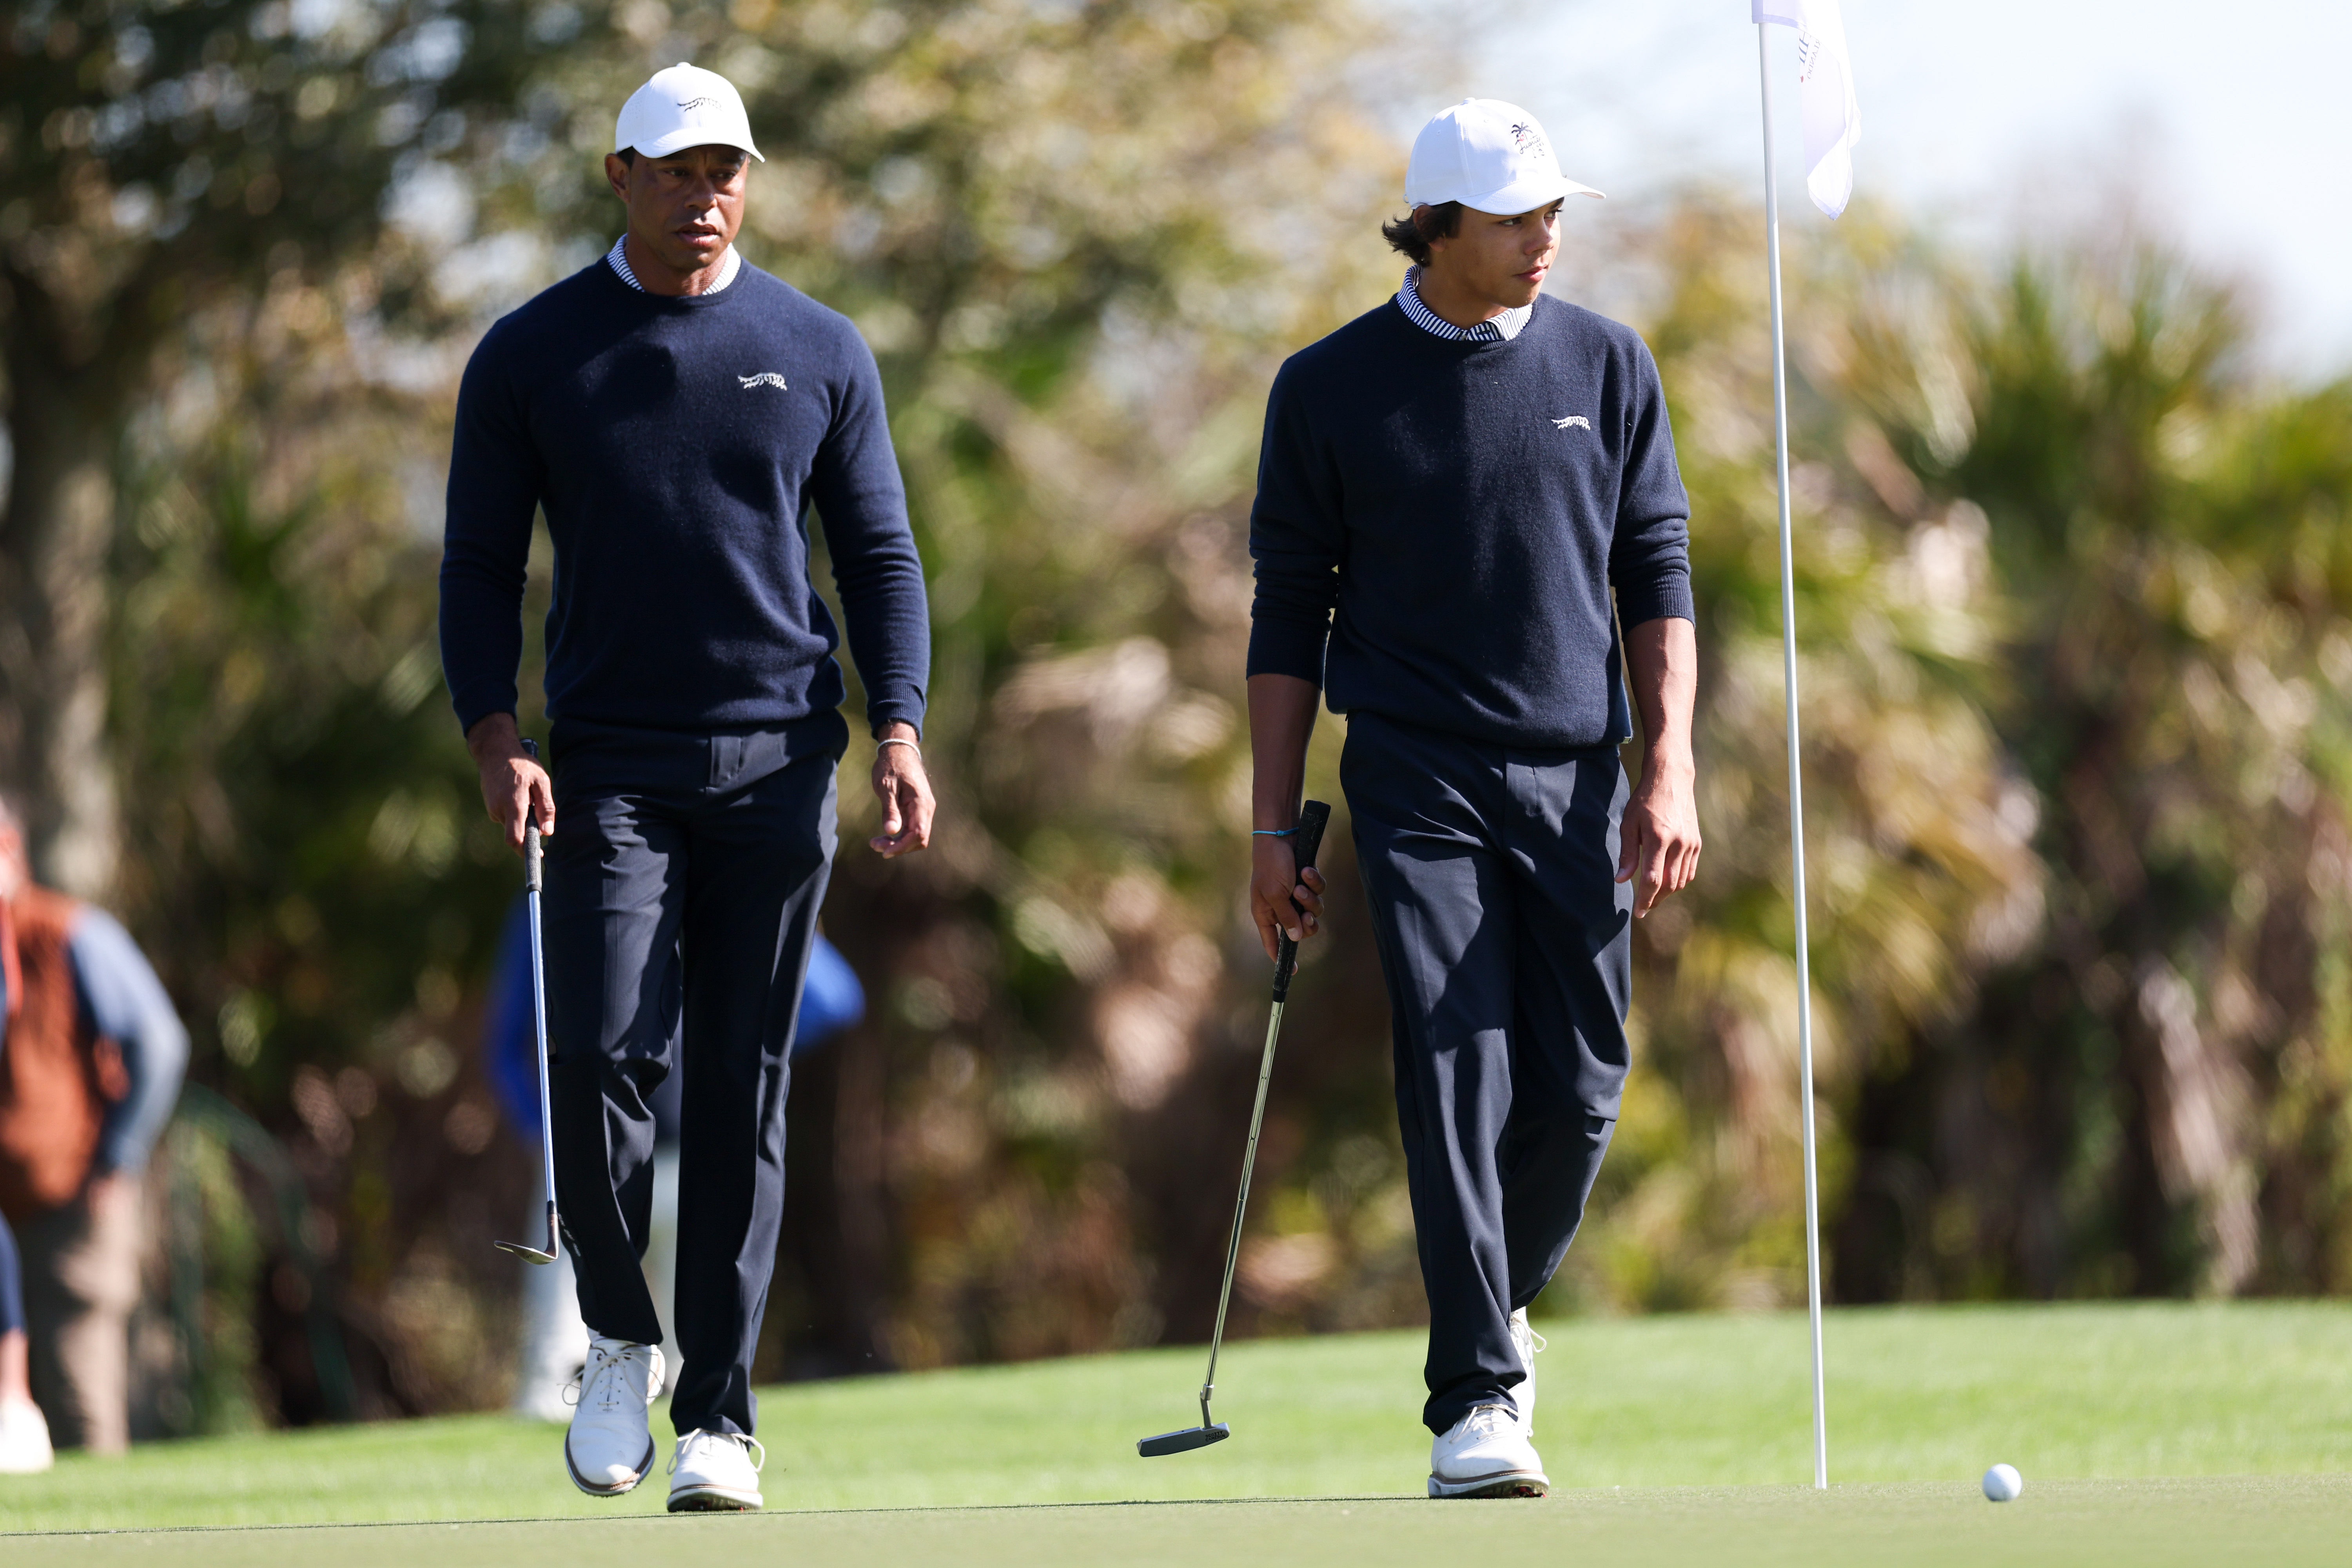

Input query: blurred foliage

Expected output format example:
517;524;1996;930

5;0;2350;1430
137;1087;358;1435
1831;241;2352;1300
0;0;559;890
1551;206;2352;1316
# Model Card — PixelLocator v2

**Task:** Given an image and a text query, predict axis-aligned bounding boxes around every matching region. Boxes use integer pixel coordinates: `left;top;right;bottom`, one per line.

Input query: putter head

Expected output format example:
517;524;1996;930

1137;1422;1230;1457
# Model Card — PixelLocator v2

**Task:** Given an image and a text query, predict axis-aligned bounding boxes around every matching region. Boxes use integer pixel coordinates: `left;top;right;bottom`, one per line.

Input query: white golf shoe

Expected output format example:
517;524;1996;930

1508;1308;1547;1435
563;1337;665;1496
0;1398;54;1474
1429;1403;1549;1499
668;1428;765;1512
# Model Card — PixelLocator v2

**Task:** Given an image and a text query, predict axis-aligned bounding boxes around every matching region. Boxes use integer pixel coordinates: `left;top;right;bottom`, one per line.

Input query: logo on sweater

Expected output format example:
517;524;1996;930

1553;415;1590;430
739;372;789;390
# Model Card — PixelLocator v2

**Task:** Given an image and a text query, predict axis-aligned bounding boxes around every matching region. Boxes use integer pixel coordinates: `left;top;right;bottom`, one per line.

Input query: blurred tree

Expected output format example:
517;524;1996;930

1831;243;2352;1299
0;0;557;892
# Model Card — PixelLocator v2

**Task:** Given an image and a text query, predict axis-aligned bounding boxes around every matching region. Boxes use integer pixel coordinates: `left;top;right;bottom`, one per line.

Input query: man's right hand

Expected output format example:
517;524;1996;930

1245;672;1328;962
465;713;554;855
1249;829;1328;962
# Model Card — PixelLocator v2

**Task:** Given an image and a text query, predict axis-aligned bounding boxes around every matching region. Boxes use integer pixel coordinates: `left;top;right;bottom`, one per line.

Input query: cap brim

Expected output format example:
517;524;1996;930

1460;172;1604;214
628;127;765;162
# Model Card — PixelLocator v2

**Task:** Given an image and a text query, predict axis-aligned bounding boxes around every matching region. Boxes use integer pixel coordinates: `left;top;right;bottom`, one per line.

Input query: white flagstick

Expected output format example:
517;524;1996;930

1758;16;1829;1492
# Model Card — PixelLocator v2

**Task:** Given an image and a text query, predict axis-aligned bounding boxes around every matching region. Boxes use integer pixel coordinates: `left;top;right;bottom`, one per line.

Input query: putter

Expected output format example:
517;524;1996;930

495;739;561;1266
1137;798;1331;1457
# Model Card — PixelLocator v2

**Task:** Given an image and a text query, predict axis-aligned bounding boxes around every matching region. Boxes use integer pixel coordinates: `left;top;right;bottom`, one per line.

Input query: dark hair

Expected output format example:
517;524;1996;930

1380;201;1462;268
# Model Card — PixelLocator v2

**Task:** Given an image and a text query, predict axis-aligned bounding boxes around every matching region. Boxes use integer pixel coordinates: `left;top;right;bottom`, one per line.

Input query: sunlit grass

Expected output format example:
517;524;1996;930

2;1301;2347;1553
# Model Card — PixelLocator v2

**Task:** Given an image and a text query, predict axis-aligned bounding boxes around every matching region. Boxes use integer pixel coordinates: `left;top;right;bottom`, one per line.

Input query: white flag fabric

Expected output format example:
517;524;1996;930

1754;0;1861;218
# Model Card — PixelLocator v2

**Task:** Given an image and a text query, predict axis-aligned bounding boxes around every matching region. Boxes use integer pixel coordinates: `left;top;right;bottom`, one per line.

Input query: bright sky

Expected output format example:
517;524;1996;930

1461;0;2352;381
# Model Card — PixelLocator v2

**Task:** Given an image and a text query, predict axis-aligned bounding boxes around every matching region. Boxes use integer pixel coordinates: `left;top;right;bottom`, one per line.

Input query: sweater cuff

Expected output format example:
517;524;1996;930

451;693;517;738
867;695;927;739
1616;571;1694;630
1246;621;1329;686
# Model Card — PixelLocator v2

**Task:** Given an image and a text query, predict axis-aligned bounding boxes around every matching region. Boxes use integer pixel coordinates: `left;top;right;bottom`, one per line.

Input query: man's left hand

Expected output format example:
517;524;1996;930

869;723;935;858
1617;751;1700;917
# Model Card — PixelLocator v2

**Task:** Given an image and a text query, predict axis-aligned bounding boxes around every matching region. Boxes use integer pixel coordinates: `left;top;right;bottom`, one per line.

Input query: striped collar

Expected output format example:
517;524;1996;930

1396;266;1533;343
606;235;742;295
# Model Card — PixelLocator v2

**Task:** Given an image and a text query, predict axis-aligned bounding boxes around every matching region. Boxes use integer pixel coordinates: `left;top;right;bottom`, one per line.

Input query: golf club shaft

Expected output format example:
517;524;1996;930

1197;995;1287;1421
1197;799;1329;1423
524;742;559;1255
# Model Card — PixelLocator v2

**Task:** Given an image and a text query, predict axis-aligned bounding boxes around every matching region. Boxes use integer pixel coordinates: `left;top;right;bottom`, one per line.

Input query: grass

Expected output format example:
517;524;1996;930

3;1301;2349;1564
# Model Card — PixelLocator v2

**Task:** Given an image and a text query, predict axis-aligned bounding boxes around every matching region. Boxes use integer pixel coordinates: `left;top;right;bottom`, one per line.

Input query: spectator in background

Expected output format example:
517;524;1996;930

479;897;866;1420
0;1213;52;1472
0;794;188;1455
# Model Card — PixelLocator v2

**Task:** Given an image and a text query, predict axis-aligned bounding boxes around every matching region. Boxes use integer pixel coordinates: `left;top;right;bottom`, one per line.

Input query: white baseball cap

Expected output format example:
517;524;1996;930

615;62;764;162
1403;99;1600;214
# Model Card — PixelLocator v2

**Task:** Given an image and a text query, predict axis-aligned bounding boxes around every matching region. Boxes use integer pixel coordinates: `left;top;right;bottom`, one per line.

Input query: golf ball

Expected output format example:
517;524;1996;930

1982;1463;2023;1502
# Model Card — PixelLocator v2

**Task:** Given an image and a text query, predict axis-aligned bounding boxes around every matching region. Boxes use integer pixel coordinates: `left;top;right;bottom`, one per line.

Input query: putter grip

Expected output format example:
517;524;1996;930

521;737;543;893
1270;799;1332;1002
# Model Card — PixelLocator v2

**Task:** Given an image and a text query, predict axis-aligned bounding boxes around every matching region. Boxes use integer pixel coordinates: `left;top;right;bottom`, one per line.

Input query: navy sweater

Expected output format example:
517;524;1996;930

439;260;929;739
1247;295;1692;750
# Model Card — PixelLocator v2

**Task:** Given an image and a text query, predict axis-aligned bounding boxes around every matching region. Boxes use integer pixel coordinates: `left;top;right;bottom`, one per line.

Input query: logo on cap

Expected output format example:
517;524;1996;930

678;96;718;111
1405;97;1597;212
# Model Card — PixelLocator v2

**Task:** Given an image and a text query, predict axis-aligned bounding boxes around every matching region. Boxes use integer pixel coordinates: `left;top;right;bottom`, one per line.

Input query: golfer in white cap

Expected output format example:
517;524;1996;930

1244;99;1700;1496
439;64;934;1510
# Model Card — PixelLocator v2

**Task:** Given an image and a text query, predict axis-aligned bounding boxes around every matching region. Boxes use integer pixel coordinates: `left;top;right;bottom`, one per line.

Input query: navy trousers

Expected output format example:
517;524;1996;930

543;715;841;1439
1341;711;1630;1435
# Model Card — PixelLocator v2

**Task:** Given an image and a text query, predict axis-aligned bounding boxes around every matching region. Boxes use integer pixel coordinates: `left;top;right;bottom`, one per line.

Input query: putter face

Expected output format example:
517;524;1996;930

494;1240;559;1265
1136;1422;1230;1457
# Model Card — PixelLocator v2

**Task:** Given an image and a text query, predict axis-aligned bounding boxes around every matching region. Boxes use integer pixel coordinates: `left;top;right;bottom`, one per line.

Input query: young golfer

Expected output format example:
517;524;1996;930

1246;98;1700;1497
438;64;933;1510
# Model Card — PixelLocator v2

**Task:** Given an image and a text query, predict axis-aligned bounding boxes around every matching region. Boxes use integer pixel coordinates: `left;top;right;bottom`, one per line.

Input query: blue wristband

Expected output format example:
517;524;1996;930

1252;827;1296;837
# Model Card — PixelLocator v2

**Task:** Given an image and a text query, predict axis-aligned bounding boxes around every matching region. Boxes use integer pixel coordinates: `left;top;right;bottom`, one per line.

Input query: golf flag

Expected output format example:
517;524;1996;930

1754;0;1861;217
1750;0;1847;1492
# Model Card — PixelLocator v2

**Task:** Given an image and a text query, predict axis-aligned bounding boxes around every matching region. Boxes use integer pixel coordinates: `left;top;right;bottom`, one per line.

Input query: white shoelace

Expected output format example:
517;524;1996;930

569;1342;648;1412
671;1428;767;1475
1460;1404;1515;1441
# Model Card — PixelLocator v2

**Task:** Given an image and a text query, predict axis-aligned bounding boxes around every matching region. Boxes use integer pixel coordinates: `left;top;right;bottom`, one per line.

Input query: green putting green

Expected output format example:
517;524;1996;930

2;1302;2348;1563
10;1483;2352;1568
